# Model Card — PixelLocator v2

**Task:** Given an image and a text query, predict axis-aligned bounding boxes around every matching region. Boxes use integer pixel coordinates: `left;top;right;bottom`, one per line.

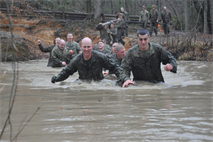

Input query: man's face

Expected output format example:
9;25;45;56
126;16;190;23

136;34;150;51
116;49;126;59
119;15;123;19
112;43;118;54
67;34;73;42
164;7;167;11
121;8;124;12
110;24;114;29
142;7;145;11
56;38;60;45
104;26;108;30
152;7;155;10
59;41;65;50
81;40;93;57
98;42;105;49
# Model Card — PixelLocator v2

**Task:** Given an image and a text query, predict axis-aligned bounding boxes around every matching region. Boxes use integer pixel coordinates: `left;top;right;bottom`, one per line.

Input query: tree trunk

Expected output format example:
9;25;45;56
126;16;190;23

207;0;213;34
110;0;113;14
94;0;101;18
87;0;92;13
203;0;208;33
209;0;213;34
193;1;204;25
184;0;188;32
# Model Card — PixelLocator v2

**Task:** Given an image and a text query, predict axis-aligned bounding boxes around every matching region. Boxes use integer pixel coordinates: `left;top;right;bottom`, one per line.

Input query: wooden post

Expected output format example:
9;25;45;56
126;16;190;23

0;37;1;62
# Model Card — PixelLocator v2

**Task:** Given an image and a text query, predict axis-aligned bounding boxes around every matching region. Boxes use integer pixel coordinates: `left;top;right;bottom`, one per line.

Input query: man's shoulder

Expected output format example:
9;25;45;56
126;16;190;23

72;53;82;62
73;41;79;45
126;45;139;56
150;42;164;50
129;45;139;51
93;50;107;58
110;53;118;60
52;46;59;51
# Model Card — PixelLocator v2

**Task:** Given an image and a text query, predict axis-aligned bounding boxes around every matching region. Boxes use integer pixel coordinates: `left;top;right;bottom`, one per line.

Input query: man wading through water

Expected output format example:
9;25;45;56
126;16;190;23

119;28;177;88
51;37;119;83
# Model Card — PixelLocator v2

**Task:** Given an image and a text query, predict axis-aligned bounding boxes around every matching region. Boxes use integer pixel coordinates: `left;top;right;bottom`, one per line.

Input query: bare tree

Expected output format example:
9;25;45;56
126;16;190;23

203;0;208;33
93;0;101;18
184;0;188;32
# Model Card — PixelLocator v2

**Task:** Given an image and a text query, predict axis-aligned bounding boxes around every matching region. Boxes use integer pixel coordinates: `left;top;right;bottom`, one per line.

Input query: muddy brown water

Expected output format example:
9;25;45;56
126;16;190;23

0;59;213;141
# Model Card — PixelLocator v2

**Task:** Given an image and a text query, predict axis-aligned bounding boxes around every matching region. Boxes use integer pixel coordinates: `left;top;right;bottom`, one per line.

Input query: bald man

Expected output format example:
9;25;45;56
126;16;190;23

51;39;68;67
51;37;120;83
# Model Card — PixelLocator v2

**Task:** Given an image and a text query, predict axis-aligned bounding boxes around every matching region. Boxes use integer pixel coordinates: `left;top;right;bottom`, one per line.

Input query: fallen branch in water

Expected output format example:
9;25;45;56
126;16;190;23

12;107;41;141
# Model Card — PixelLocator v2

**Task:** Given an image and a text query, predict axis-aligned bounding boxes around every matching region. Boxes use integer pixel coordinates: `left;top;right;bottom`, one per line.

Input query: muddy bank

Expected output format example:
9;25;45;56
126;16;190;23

0;17;213;62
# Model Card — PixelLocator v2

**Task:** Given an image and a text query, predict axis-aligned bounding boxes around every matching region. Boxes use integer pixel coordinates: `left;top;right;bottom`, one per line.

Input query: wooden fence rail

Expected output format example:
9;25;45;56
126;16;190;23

0;8;140;23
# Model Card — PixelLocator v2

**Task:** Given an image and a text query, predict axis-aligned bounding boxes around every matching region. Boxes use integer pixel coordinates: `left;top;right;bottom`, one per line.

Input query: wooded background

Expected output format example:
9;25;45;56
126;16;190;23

0;0;213;34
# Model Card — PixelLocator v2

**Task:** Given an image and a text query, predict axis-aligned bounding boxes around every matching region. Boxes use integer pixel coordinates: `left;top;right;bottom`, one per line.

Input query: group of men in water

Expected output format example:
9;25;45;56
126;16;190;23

37;5;177;88
38;5;177;87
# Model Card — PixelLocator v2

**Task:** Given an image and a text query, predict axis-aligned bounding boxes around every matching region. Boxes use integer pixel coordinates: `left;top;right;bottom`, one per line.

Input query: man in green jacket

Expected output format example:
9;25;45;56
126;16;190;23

94;41;111;55
51;37;119;83
51;39;68;68
139;6;149;28
120;7;129;36
65;33;82;62
149;5;159;36
161;6;172;36
96;23;113;45
37;37;60;67
119;28;177;88
115;17;125;45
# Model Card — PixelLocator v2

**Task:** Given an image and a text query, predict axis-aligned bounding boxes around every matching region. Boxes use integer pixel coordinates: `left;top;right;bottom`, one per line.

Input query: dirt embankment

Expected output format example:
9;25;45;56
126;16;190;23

0;17;213;61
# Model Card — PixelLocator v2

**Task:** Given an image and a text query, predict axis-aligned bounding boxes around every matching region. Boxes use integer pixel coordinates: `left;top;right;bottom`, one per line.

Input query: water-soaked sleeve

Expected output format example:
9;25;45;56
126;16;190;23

39;44;54;52
119;50;133;82
102;54;120;78
161;47;177;73
55;58;78;82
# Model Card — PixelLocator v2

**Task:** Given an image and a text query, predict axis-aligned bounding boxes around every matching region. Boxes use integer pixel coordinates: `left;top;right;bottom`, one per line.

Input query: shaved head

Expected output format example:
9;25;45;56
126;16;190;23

81;37;92;46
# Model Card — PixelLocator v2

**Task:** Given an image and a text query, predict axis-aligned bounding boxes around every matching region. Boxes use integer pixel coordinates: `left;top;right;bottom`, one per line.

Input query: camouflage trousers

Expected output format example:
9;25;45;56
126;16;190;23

141;20;147;28
149;21;158;36
163;22;170;35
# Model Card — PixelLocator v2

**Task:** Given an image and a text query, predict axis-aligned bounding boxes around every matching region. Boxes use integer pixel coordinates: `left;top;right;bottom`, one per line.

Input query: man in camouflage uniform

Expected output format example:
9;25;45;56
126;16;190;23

109;23;118;43
102;39;112;51
149;5;159;36
119;28;177;88
109;43;126;74
120;7;129;36
139;6;149;28
96;23;113;45
111;42;118;54
65;33;82;62
161;6;172;36
37;37;60;67
115;17;125;45
51;39;69;68
110;43;126;66
51;37;119;83
95;41;111;55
